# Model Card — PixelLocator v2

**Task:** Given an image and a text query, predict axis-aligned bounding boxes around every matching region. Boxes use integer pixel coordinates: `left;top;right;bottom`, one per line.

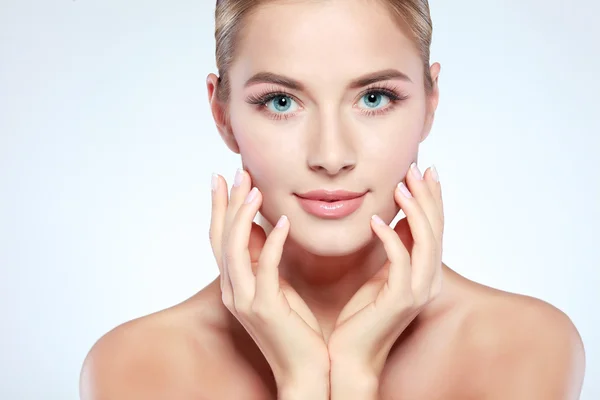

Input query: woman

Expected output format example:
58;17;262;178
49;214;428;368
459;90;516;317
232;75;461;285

80;0;586;398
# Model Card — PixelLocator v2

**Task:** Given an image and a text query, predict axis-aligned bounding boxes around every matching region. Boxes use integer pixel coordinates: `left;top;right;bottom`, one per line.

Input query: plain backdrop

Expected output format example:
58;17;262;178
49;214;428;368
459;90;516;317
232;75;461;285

1;0;599;398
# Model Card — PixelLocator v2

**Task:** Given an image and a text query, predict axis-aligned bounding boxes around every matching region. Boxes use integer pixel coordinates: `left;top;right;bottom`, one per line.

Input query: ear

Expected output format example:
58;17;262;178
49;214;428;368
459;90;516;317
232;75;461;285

420;62;441;143
206;73;240;154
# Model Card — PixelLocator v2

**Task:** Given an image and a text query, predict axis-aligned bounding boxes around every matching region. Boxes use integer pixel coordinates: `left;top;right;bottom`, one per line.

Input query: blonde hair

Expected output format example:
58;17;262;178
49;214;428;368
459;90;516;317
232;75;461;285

214;0;433;103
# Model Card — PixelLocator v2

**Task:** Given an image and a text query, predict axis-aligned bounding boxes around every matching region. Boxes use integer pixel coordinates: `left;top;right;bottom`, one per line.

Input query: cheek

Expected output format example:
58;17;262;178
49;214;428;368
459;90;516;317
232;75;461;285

233;130;294;193
230;103;303;191
229;108;274;185
235;135;297;227
248;156;281;189
363;120;423;183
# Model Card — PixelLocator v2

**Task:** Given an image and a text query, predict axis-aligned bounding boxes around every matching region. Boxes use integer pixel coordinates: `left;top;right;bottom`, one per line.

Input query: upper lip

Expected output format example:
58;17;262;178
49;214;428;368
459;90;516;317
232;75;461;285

295;189;367;201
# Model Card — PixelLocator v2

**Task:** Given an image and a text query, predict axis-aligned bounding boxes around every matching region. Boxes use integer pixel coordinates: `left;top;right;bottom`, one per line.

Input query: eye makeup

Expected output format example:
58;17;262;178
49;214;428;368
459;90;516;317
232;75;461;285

244;82;409;121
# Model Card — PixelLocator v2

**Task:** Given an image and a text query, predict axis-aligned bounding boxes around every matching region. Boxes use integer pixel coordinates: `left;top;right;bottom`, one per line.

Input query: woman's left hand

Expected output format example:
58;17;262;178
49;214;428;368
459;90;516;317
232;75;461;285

327;163;445;380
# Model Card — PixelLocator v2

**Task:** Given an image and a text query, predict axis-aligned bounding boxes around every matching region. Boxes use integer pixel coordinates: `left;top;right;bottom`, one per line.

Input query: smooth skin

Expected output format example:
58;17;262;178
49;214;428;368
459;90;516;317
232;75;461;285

206;160;443;399
327;162;444;397
79;165;586;400
210;168;330;397
79;0;586;398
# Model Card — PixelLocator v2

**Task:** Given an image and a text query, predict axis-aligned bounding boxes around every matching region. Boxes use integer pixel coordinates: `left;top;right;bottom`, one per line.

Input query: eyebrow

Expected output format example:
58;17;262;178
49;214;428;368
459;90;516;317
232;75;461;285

243;68;413;91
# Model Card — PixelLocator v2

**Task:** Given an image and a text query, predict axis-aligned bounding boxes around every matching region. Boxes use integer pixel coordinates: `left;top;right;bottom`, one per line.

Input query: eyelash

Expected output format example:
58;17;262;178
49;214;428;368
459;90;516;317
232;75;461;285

245;84;409;121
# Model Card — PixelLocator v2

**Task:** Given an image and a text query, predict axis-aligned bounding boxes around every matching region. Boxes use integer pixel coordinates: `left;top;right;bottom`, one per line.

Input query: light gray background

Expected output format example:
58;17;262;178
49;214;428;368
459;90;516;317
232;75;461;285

1;0;598;398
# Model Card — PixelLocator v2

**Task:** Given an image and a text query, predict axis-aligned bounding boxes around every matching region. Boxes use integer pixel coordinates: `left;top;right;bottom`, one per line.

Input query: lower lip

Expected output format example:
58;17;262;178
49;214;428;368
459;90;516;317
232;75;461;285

296;194;366;219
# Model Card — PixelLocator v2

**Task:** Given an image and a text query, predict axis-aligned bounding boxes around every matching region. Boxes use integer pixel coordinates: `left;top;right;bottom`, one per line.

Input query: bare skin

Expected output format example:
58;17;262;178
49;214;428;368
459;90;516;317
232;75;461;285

80;1;585;398
80;261;584;399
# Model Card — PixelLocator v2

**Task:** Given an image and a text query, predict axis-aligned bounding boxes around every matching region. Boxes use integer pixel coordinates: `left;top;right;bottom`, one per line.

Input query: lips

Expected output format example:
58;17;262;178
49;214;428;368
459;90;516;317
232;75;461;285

294;189;368;219
295;189;367;202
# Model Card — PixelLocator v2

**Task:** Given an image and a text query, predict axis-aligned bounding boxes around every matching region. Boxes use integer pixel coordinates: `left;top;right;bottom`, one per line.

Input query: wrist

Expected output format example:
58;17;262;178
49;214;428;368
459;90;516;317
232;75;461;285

330;361;379;400
277;379;330;400
276;366;330;400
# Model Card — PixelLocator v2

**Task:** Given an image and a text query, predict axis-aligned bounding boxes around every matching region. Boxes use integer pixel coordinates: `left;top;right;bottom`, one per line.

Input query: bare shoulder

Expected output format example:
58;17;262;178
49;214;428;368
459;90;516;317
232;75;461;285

79;310;203;399
79;280;271;400
459;283;586;399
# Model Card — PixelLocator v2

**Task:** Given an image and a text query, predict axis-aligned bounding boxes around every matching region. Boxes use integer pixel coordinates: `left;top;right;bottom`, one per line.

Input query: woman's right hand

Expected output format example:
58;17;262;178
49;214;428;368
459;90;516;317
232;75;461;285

209;168;330;391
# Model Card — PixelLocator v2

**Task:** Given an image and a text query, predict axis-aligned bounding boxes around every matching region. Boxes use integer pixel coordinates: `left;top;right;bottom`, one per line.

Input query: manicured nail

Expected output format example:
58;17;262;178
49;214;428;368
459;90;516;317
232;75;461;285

397;182;413;198
211;173;218;192
234;168;244;187
244;187;258;204
410;162;423;180
431;165;439;182
276;215;288;228
371;214;386;225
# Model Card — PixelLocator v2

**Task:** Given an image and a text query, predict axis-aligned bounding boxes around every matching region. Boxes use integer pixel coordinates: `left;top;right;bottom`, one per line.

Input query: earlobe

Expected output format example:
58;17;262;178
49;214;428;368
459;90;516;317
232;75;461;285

206;73;240;154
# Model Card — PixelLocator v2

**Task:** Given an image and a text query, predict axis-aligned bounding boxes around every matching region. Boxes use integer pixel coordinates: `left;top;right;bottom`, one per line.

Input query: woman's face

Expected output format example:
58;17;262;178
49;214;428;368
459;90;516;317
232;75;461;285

213;0;439;256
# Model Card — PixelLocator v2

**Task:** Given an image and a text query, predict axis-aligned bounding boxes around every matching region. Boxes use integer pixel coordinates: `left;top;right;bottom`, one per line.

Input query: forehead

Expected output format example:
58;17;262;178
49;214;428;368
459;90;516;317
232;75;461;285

230;0;422;87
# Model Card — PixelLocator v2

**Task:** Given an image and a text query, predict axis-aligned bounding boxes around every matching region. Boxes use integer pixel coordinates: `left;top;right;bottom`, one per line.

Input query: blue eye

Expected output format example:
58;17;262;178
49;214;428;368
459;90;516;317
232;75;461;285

358;92;391;109
266;95;298;113
246;86;406;121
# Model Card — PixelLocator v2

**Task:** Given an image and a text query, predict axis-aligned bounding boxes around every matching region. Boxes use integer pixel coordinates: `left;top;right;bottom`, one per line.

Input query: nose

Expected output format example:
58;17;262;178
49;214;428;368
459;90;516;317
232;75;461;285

306;110;357;176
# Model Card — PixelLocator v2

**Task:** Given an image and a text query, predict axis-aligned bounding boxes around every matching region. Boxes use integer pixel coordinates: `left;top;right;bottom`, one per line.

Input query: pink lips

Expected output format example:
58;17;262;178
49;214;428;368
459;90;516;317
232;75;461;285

295;190;367;219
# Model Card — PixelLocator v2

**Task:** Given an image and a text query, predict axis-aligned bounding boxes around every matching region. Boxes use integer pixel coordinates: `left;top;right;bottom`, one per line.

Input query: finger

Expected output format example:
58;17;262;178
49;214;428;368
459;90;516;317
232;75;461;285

393;181;437;297
423;165;445;297
209;173;227;270
405;163;443;244
423;164;445;239
209;174;234;302
220;168;251;305
255;215;290;303
223;168;252;247
370;214;411;296
225;185;263;303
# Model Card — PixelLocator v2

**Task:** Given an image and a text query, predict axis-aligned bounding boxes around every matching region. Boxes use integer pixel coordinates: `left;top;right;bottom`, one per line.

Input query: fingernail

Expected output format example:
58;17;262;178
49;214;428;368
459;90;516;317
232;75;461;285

397;182;413;198
234;168;244;187
371;214;386;225
431;165;439;182
211;173;218;192
276;215;288;228
244;187;258;204
410;162;423;180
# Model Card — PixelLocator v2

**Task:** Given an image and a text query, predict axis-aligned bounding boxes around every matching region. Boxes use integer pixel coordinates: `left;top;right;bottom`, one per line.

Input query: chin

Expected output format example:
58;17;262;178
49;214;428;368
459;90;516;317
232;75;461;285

286;215;377;256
